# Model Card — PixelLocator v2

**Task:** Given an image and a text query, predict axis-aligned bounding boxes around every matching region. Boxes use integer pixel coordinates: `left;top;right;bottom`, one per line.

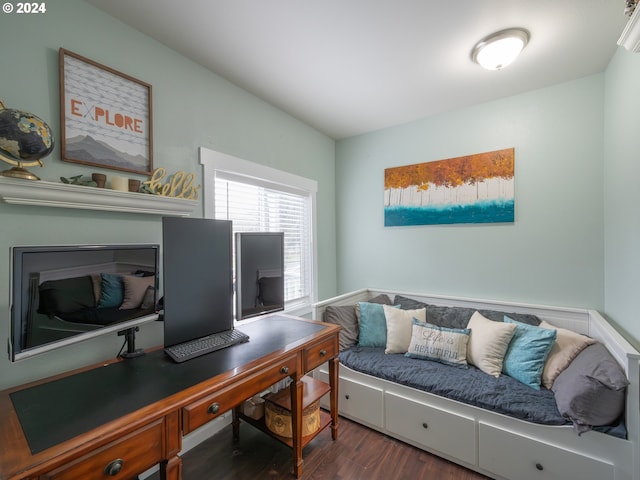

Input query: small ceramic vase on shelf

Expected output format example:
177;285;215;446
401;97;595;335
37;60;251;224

128;179;141;192
91;173;106;188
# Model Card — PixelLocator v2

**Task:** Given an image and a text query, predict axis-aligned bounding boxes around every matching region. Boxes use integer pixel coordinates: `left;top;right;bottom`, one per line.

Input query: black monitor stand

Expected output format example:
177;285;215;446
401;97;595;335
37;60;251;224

118;327;145;359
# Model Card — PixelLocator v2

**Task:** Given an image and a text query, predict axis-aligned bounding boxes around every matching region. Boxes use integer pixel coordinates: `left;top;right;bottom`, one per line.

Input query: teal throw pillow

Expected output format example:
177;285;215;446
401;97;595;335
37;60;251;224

358;302;392;348
503;316;557;390
98;273;124;308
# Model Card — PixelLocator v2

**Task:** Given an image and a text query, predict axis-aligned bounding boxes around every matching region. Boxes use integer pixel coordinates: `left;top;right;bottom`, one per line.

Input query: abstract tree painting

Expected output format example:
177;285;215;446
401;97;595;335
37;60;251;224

384;148;514;226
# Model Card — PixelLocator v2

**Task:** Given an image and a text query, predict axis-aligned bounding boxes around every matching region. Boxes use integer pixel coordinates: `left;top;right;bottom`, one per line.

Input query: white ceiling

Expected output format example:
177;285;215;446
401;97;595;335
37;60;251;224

85;0;629;139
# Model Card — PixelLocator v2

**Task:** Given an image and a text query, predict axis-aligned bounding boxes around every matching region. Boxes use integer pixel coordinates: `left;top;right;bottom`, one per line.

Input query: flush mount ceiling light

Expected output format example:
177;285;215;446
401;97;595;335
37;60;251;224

471;28;530;70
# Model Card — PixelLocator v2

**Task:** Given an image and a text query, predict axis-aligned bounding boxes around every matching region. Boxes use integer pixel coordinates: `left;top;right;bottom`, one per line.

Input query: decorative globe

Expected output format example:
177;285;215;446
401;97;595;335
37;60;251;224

0;101;54;180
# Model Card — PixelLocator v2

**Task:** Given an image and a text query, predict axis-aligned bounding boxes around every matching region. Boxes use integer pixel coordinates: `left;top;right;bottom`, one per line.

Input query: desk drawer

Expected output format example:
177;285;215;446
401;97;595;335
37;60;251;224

41;419;163;480
304;337;336;371
183;354;298;434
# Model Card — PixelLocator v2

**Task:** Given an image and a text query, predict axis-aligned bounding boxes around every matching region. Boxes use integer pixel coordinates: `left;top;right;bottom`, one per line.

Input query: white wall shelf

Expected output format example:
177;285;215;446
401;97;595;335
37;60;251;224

0;176;197;216
618;6;640;52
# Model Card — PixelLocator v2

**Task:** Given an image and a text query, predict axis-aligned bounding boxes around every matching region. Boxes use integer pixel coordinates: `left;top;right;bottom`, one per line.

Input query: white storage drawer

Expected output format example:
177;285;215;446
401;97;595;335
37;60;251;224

479;422;614;480
316;369;384;429
385;391;476;466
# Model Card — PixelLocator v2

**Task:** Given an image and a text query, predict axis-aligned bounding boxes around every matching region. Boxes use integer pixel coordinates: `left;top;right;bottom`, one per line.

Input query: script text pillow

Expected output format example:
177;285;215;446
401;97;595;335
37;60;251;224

502;316;557;389
383;305;426;354
466;311;516;377
405;319;470;367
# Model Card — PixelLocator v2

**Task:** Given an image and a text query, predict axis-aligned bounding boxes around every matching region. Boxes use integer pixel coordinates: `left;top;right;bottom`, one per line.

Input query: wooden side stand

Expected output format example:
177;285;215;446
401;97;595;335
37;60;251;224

234;376;331;443
234;364;339;477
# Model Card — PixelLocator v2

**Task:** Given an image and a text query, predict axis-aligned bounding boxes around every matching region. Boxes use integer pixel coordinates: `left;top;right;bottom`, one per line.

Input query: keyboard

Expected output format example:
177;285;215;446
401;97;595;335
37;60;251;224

165;329;250;363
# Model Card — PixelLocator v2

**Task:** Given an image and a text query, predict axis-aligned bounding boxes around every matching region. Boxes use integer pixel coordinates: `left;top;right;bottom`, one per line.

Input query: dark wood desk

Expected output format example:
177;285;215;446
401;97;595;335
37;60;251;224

0;315;340;480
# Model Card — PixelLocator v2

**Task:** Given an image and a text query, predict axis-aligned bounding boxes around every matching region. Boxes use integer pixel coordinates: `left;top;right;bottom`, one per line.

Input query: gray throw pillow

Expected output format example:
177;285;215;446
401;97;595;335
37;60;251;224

426;305;477;329
354;293;393;325
393;295;540;328
323;305;358;351
428;305;541;328
394;295;472;328
367;293;393;305
393;295;428;310
552;342;628;430
480;309;540;326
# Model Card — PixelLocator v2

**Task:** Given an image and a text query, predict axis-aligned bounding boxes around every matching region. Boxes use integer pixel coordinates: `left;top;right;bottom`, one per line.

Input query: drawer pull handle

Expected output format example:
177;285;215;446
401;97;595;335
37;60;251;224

319;349;327;356
104;458;124;476
208;402;220;415
345;394;350;400
535;463;544;471
280;366;289;374
422;422;429;429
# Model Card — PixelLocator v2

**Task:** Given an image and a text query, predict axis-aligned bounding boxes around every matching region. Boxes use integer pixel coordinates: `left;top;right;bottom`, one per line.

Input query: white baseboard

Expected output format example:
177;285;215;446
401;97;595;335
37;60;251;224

139;410;233;479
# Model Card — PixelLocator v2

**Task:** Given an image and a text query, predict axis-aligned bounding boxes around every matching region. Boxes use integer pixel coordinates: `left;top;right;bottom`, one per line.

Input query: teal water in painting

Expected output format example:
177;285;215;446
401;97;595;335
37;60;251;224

384;199;514;226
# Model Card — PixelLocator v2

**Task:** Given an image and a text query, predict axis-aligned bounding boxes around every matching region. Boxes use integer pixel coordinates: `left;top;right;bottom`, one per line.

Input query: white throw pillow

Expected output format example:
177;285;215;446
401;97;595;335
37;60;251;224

467;311;517;377
538;320;596;389
383;305;426;354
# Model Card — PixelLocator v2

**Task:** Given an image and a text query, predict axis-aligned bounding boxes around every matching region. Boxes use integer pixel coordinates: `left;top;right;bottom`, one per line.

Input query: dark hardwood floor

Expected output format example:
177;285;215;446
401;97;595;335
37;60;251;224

154;416;489;480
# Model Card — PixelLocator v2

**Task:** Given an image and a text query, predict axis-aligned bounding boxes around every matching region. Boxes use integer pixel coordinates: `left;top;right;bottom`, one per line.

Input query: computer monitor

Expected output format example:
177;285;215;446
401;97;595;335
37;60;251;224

235;232;285;321
162;217;233;348
9;243;159;361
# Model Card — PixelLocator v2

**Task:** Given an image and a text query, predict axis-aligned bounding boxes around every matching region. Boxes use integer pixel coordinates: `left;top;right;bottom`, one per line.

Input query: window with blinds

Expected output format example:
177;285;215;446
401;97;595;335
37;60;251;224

214;173;313;311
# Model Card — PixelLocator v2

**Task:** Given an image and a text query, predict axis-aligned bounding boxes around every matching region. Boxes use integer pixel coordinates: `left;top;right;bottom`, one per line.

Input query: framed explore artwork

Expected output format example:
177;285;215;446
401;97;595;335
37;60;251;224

59;48;153;175
384;148;515;226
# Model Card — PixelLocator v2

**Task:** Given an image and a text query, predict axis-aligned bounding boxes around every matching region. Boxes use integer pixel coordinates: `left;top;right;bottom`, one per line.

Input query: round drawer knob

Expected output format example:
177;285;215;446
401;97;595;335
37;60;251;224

104;458;124;476
280;366;289;374
535;463;544;471
208;402;220;415
319;349;327;356
422;422;429;429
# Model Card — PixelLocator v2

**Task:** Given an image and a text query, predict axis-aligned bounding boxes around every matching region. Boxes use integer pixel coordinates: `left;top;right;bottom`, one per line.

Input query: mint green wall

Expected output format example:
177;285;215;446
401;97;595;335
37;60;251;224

335;76;605;311
604;49;640;349
0;1;336;389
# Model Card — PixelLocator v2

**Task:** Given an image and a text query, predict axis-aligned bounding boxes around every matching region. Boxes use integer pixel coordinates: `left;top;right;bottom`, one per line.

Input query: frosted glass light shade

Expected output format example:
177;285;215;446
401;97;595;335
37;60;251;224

472;28;529;70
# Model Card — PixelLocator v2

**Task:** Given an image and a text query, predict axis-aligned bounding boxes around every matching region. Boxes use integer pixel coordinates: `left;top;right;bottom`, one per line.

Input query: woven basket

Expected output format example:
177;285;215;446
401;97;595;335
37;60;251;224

265;399;320;438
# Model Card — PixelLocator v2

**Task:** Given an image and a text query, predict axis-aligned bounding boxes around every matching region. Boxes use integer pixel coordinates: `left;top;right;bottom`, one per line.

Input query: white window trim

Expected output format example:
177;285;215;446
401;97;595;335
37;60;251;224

199;147;318;317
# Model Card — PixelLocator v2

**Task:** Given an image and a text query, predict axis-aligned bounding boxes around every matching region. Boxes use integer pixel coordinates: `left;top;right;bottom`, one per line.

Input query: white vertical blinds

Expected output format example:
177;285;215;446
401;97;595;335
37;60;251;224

214;173;312;308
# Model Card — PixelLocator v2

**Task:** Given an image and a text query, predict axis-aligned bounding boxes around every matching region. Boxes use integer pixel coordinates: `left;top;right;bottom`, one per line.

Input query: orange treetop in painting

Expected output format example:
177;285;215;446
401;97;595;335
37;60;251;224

385;148;514;191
